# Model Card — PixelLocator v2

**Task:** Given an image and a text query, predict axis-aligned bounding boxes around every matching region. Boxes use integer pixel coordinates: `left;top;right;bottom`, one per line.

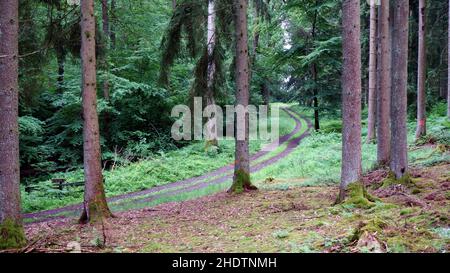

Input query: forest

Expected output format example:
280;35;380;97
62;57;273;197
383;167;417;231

0;0;449;254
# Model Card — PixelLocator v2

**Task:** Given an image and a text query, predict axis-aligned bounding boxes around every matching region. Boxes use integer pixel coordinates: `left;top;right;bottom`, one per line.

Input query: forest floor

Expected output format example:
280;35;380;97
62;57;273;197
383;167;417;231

22;161;449;253
16;106;450;253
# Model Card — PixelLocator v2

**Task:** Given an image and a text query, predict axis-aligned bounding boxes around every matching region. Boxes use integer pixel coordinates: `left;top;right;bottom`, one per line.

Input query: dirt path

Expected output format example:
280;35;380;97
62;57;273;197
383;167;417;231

23;108;312;223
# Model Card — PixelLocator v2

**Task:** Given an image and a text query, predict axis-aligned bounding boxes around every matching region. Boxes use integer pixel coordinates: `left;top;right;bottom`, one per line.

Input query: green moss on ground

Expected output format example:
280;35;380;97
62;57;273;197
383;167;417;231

381;172;415;188
340;182;380;209
349;217;388;242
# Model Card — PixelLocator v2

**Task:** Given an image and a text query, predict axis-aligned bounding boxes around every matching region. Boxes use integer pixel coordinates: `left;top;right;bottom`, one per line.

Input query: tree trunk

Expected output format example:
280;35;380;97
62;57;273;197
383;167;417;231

172;0;176;10
312;64;320;131
79;0;113;224
229;0;257;194
366;0;377;143
110;0;116;49
205;0;218;147
416;0;427;139
376;0;391;166
262;83;270;105
102;0;110;38
55;44;66;94
448;0;450;118
339;0;362;201
0;0;26;249
390;0;409;179
311;6;320;131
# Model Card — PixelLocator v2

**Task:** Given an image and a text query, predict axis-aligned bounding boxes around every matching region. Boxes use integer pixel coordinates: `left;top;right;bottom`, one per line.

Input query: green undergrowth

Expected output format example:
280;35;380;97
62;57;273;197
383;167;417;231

254;104;449;189
22;105;297;213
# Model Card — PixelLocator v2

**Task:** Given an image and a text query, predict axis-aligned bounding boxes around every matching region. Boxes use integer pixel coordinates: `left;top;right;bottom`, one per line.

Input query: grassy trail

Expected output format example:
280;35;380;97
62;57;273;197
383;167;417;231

23;108;312;223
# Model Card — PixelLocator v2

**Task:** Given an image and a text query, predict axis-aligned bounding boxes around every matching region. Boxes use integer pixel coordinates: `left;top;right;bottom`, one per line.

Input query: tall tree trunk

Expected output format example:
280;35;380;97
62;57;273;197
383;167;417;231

366;0;377;143
390;0;409;179
312;64;320;131
172;0;176;10
102;0;110;38
55;44;66;94
110;0;116;49
311;6;320;131
0;0;26;249
338;0;362;201
79;0;113;224
415;0;427;139
376;0;391;166
205;0;218;147
448;0;450;118
229;0;257;193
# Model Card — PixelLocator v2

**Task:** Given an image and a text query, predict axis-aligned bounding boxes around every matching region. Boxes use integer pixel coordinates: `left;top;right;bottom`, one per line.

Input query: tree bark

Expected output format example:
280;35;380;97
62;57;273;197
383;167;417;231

229;0;257;193
205;0;218;146
366;0;377;143
339;0;362;200
110;0;116;49
376;0;391;166
448;0;450;118
172;0;176;10
415;0;427;139
390;0;409;179
55;44;66;94
79;0;113;224
312;64;320;131
311;6;320;131
0;0;26;249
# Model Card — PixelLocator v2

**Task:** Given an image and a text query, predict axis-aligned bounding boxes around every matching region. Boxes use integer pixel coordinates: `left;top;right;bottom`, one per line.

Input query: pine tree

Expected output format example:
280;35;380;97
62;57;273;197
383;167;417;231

390;0;409;179
79;0;113;224
0;0;27;249
229;0;258;193
416;0;427;139
376;0;391;166
338;0;362;201
366;0;377;143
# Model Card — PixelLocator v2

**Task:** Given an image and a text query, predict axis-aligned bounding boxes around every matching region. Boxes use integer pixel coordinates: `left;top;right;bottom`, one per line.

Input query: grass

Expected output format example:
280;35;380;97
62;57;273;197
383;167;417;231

22;102;450;217
23;103;450;253
22;104;297;213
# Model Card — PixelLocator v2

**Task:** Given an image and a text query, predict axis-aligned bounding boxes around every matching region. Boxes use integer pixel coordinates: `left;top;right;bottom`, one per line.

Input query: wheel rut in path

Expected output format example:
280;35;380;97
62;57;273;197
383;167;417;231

23;108;312;223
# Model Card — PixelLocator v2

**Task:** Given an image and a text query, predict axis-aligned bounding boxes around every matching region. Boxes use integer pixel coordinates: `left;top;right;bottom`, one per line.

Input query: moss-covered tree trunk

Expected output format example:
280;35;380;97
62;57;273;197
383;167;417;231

229;0;257;194
376;0;391;166
366;0;377;143
415;0;427;139
390;0;409;179
0;0;27;249
79;0;113;224
338;0;362;202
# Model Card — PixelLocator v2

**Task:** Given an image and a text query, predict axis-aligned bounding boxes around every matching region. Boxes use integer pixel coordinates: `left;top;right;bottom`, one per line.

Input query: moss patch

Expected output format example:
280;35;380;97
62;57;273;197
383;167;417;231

0;218;26;250
381;172;415;188
340;182;380;209
229;169;257;194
